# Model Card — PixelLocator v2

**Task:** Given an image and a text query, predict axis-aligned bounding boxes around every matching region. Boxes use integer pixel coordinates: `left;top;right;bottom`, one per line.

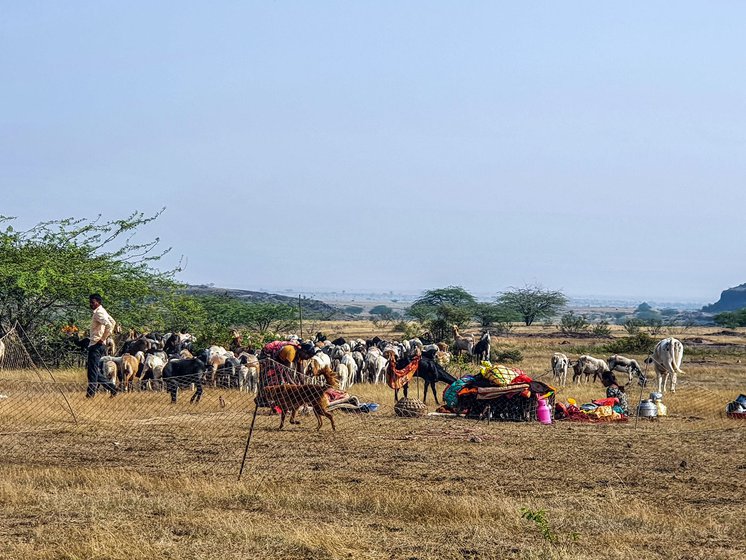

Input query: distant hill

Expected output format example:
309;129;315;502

184;285;344;319
702;283;746;313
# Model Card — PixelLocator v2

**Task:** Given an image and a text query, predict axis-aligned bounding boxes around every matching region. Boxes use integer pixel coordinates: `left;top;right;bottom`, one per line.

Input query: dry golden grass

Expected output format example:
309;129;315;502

1;325;745;559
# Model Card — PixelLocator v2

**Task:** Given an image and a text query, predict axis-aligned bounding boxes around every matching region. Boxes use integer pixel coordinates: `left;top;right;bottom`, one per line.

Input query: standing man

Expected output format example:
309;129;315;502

86;293;118;398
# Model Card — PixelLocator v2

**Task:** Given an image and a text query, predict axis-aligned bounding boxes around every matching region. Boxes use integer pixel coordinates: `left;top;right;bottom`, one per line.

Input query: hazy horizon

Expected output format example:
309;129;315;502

202;281;714;307
3;3;745;302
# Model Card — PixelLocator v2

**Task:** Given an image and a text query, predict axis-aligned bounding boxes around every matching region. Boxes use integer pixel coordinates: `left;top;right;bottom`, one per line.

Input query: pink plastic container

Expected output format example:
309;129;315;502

536;397;553;425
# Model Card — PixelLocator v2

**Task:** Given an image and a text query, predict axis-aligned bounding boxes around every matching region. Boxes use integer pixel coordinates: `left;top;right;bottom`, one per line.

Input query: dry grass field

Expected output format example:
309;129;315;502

1;325;745;559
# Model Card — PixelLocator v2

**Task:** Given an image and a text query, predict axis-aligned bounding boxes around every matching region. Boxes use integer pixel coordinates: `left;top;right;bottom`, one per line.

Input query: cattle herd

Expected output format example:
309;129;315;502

83;329;687;404
551;336;685;393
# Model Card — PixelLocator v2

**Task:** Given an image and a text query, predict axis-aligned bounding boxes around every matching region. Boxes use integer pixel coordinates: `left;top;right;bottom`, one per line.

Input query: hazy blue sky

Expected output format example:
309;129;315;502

2;2;744;303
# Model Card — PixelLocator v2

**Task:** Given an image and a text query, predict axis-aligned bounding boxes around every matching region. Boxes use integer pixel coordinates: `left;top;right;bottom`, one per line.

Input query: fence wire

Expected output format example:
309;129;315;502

1;326;743;484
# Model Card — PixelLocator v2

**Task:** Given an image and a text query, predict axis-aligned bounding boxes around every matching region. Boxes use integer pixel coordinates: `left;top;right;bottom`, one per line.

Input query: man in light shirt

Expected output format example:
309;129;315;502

86;293;118;398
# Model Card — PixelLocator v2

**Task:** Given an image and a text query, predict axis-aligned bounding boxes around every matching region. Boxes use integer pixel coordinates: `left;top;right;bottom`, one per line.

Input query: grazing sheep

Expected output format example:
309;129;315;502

364;347;388;384
120;352;144;392
335;362;350;390
340;351;358;389
141;352;167;390
102;360;118;385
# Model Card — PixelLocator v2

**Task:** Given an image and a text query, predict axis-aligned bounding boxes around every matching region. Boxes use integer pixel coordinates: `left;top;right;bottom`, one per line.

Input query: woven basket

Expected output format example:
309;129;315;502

394;397;427;418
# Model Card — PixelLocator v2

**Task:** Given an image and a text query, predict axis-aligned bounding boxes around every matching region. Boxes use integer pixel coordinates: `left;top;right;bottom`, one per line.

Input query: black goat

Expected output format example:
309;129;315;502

393;353;457;405
162;358;206;403
473;331;491;362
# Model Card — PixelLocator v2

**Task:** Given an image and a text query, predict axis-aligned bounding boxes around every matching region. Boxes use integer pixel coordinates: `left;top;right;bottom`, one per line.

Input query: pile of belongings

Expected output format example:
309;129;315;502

325;388;379;413
725;394;746;419
437;361;554;421
554;397;628;422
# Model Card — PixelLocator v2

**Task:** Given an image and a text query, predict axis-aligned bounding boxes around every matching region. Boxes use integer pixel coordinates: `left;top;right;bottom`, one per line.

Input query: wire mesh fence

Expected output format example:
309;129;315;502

1;325;743;485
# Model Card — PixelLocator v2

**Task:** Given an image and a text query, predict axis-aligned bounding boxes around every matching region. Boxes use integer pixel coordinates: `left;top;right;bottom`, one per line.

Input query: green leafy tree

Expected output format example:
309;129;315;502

370;305;394;316
407;286;477;342
0;211;176;336
155;295;299;345
344;305;364;315
559;311;589;334
590;320;612;337
242;302;298;334
713;309;746;329
498;285;568;326
622;318;643;335
473;302;520;328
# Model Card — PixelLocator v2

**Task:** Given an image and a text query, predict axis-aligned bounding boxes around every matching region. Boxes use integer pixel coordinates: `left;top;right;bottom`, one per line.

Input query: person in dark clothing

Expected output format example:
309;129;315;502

601;371;628;414
86;294;118;398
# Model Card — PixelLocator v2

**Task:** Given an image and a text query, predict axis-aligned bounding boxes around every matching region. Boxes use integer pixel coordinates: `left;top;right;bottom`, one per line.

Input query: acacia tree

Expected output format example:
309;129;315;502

0;211;177;336
497;284;568;326
407;286;476;341
473;302;521;329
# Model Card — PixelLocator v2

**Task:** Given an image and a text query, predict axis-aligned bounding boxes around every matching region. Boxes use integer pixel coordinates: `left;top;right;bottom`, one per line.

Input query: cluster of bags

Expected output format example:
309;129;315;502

442;361;533;411
555;397;627;422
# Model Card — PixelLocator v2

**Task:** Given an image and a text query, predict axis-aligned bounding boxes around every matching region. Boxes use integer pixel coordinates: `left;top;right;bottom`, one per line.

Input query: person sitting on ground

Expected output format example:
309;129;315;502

601;371;628;415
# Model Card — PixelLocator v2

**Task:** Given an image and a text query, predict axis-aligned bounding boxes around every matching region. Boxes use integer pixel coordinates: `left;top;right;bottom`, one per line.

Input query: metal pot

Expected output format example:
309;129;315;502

638;399;658;418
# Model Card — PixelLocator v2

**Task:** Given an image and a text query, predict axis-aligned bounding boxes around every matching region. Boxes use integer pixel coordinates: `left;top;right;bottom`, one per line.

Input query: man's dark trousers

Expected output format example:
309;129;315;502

86;343;117;397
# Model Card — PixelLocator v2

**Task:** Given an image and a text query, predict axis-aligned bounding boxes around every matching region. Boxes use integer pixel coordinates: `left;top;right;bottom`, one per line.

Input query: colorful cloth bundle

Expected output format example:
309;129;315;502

479;361;525;386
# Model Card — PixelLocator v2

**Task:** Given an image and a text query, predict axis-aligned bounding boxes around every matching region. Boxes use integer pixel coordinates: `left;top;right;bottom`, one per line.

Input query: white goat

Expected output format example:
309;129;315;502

340;351;358;389
551;352;569;386
364;347;388;384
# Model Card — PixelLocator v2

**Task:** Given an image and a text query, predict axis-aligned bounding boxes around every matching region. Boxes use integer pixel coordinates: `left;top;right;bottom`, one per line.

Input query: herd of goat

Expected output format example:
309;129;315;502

66;327;686;403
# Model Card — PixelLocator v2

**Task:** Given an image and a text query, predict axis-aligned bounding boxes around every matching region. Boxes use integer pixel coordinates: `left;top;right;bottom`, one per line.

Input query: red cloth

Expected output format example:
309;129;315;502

386;355;421;389
511;374;533;385
325;388;347;401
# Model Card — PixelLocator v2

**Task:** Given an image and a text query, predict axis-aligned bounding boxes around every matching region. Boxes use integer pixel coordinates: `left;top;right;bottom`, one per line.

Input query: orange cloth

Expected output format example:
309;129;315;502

386;355;421;389
277;345;297;365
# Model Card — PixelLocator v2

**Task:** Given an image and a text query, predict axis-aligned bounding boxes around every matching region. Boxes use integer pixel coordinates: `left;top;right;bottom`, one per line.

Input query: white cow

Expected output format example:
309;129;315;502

551;352;569;386
645;337;684;393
